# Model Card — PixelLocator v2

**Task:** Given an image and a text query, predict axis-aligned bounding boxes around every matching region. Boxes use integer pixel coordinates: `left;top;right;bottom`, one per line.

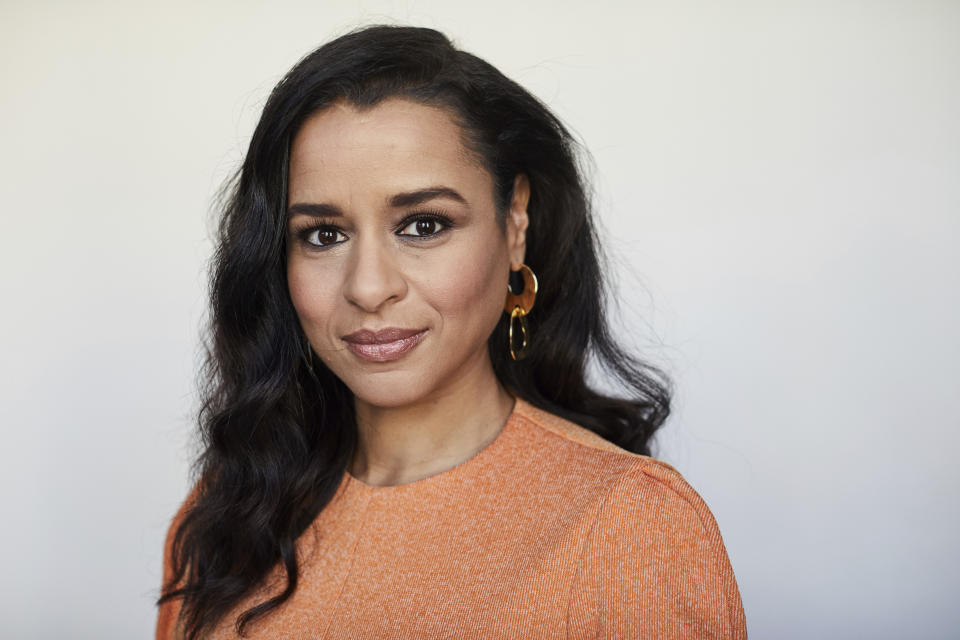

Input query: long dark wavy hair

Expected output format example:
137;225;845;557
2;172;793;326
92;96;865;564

158;24;672;640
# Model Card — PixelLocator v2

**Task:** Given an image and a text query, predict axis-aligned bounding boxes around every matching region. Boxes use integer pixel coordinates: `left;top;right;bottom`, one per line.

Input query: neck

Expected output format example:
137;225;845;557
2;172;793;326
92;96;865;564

349;358;515;487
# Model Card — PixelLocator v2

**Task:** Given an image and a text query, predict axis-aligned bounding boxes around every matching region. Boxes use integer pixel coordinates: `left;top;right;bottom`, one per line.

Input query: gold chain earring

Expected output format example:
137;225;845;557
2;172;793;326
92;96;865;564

503;264;538;360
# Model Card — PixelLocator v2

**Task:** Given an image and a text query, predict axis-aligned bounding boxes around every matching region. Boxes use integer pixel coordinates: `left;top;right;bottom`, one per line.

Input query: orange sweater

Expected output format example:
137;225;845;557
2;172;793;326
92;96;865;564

157;397;747;639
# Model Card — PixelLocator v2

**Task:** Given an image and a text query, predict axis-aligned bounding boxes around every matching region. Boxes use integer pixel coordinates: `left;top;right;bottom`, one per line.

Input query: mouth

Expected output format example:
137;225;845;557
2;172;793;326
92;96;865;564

341;327;428;363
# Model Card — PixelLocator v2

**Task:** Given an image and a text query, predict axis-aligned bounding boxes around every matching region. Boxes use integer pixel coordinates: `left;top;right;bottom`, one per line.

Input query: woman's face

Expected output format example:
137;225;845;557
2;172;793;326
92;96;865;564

286;97;529;409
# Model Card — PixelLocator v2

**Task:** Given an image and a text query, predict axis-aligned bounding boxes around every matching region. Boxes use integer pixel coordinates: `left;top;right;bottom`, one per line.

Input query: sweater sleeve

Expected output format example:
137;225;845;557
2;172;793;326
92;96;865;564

568;459;747;640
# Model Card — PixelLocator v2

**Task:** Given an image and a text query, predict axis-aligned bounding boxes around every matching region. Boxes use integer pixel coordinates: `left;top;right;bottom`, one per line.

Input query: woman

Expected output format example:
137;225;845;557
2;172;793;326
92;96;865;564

157;24;747;640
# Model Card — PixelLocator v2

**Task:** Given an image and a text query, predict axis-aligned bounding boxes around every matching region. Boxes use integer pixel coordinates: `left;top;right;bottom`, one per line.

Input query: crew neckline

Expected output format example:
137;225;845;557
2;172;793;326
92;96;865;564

344;394;528;493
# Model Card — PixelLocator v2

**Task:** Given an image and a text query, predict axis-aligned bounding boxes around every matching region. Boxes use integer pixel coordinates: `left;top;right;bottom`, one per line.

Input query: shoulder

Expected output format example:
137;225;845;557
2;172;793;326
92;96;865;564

512;397;732;547
512;397;726;528
510;399;699;501
511;399;746;638
156;481;202;640
509;397;651;488
162;481;202;556
600;456;726;548
511;396;637;457
571;456;748;638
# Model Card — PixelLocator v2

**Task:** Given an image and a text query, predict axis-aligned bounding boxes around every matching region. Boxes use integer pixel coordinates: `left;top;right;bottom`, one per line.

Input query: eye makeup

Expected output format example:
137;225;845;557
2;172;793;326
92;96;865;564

289;209;457;250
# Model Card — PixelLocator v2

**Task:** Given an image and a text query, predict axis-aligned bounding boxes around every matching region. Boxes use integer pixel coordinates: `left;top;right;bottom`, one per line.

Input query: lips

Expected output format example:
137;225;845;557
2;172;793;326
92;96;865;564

341;327;427;362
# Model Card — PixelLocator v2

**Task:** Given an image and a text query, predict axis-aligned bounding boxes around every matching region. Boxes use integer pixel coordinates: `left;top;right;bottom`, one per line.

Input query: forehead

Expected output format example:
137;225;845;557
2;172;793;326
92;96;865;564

288;98;490;203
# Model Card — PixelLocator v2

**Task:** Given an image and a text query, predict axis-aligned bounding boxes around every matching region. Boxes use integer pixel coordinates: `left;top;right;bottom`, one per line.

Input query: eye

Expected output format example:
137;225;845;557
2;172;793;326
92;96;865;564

397;214;453;238
302;226;347;248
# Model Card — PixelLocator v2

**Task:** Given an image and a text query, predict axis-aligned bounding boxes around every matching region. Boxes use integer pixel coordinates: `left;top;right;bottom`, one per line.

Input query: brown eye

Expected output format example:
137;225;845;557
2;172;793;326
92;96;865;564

416;219;436;235
306;227;346;247
398;215;450;238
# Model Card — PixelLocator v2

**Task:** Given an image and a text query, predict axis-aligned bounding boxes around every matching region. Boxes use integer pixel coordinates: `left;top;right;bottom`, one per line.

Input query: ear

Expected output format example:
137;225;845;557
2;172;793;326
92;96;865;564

506;173;530;270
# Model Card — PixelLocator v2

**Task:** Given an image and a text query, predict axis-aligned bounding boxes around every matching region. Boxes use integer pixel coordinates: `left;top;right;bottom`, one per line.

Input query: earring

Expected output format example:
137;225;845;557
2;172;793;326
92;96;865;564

503;264;538;360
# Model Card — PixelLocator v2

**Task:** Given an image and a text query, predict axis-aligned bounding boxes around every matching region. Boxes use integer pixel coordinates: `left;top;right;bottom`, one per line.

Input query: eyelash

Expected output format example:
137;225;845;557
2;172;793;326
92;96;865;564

293;210;455;250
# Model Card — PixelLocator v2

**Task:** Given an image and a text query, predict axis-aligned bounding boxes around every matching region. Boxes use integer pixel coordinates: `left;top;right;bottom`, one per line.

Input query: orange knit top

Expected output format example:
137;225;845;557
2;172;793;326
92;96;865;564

157;397;747;639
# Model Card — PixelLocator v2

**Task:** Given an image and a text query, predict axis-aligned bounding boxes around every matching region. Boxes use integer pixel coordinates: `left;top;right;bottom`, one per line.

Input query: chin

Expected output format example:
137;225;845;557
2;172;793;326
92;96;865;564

341;373;436;410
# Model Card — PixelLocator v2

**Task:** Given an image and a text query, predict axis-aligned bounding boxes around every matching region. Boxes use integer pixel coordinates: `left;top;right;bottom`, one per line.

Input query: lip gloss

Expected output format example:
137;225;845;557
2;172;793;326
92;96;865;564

343;330;427;362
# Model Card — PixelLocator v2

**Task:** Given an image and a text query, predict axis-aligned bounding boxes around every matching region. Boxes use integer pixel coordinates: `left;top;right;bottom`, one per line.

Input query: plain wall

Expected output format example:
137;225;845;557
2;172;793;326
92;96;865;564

1;1;957;637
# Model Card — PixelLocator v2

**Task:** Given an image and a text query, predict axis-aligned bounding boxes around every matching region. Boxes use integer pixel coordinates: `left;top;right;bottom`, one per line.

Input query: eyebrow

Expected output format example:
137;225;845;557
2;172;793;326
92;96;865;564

286;186;467;219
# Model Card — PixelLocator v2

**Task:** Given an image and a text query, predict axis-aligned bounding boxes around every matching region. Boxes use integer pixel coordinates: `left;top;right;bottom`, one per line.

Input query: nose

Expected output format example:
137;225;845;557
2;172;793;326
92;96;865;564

342;235;408;313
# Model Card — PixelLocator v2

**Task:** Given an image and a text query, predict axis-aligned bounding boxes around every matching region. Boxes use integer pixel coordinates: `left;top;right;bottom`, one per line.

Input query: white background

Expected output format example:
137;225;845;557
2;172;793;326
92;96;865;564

2;1;957;638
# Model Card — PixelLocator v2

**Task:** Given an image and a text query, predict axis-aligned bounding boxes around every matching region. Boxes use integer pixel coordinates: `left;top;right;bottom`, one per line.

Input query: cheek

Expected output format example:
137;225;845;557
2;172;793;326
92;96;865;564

287;260;340;330
425;242;507;334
